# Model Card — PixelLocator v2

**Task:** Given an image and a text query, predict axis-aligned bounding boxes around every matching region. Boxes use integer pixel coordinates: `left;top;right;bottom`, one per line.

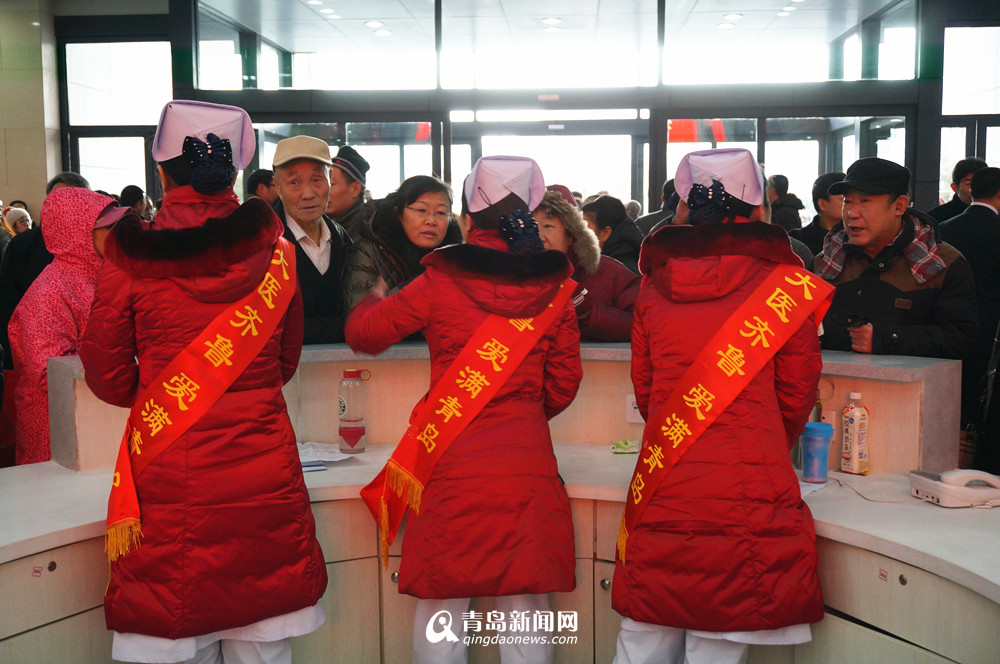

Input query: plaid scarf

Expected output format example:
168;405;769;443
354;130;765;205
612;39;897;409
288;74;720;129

816;212;946;285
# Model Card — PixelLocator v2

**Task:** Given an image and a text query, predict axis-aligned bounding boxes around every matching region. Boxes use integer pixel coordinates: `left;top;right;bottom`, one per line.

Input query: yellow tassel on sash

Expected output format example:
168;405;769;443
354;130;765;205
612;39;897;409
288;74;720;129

616;514;629;564
386;458;424;513
378;499;390;568
106;518;143;562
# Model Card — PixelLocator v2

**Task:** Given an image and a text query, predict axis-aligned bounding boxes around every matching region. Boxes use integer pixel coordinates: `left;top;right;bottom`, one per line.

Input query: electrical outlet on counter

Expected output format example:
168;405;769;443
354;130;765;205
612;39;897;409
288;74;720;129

626;395;644;423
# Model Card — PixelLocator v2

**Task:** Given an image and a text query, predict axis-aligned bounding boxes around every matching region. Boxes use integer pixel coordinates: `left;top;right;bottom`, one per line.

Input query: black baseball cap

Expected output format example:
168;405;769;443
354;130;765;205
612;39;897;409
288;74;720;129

828;157;910;197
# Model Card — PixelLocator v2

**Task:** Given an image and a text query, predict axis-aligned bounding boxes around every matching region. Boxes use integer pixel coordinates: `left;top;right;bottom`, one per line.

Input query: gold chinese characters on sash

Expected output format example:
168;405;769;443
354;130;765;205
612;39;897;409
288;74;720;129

617;265;834;564
360;280;576;564
106;240;297;562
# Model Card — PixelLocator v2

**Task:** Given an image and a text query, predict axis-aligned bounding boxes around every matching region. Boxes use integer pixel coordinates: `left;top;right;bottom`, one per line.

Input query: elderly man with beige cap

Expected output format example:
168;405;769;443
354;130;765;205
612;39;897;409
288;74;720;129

272;134;353;344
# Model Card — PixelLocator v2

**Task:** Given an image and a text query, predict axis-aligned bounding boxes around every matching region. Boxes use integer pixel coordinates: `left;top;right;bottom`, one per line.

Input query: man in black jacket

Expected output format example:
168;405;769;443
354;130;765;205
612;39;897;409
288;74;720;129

928;157;988;223
940;167;1000;430
815;158;977;360
272;135;353;344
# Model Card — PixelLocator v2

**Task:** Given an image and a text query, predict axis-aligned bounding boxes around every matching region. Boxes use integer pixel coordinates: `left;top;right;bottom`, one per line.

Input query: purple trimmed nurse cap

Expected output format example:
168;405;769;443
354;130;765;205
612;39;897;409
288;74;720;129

151;100;255;170
674;148;765;206
463;155;546;214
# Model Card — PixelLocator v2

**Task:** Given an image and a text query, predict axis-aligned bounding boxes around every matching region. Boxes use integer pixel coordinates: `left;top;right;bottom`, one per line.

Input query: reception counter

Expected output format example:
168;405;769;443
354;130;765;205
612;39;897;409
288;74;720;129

2;343;987;663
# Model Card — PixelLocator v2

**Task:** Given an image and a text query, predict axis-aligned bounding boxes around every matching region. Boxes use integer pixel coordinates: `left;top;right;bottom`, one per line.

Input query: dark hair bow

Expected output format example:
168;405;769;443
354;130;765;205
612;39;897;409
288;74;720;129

498;209;545;254
182;133;233;167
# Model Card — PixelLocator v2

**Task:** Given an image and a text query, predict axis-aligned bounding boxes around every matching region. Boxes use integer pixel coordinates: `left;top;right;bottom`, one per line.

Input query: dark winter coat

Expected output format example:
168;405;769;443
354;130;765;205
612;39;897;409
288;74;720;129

273;198;353;344
345;227;581;599
789;215;831;258
817;212;978;359
343;206;463;310
80;187;327;639
771;193;805;231
940;203;1000;426
601;218;643;274
612;221;824;632
927;193;967;224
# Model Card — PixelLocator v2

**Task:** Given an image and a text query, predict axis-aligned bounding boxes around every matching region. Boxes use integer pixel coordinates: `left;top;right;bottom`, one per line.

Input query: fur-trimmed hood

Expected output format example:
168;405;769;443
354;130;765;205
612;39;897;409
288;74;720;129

105;196;284;303
640;221;800;303
423;227;572;318
558;206;602;276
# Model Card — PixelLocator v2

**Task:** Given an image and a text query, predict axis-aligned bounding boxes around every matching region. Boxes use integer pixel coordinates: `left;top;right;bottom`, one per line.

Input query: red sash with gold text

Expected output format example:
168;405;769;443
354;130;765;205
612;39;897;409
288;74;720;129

361;279;575;564
106;240;297;562
617;265;833;563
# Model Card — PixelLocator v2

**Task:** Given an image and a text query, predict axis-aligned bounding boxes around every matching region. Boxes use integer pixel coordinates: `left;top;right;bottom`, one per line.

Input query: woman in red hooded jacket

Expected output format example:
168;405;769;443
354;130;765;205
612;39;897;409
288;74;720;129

346;156;582;664
10;187;120;464
611;149;824;664
80;101;326;664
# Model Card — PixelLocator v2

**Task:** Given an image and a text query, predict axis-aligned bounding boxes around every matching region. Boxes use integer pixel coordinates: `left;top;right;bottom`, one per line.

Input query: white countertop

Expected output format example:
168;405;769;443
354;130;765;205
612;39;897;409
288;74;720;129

2;443;997;606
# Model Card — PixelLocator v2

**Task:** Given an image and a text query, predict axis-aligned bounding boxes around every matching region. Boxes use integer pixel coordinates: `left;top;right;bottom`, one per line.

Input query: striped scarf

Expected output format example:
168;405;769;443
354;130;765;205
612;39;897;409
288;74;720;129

816;213;946;285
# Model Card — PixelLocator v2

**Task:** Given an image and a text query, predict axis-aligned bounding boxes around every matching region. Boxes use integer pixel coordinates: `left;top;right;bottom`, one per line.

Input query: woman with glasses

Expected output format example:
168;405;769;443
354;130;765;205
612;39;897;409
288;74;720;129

343;175;463;310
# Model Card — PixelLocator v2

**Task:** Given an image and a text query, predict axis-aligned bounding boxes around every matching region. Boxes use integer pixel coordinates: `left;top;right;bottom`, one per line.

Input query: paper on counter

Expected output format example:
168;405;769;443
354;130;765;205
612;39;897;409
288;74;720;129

298;442;354;464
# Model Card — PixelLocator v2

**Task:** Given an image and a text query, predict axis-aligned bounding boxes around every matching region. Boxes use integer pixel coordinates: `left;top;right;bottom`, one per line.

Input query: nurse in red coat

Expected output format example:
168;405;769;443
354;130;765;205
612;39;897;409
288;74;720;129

346;156;582;664
612;149;824;664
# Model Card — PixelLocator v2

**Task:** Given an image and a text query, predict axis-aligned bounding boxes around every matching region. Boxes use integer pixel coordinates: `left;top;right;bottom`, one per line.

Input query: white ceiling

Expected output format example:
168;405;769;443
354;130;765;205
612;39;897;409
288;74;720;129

199;0;907;55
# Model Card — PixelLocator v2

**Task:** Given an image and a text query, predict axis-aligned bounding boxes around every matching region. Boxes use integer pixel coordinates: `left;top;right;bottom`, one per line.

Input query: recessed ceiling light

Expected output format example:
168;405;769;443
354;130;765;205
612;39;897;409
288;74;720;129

792;0;806;3
544;26;562;34
307;0;321;4
320;8;334;13
365;20;384;28
717;22;735;29
783;6;796;10
723;13;742;20
542;17;561;25
326;14;340;19
778;11;790;16
31;21;40;26
374;29;391;36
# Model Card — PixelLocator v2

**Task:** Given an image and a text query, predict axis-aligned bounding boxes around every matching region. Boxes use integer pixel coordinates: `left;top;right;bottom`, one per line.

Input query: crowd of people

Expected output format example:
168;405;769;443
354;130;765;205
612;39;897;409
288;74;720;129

1;96;998;664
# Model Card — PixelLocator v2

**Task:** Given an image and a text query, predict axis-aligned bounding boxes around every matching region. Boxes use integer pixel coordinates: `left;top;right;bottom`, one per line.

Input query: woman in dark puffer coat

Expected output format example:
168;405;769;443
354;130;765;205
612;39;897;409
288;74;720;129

343;174;463;310
80;101;326;664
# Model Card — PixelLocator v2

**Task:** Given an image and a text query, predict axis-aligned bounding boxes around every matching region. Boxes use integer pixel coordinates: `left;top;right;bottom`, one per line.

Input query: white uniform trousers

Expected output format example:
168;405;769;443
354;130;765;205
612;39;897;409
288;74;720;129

613;618;749;664
165;638;291;664
412;594;554;664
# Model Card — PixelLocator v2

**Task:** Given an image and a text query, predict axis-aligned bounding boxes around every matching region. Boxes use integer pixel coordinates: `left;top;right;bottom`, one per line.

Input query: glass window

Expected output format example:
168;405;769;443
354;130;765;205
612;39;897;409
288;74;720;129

78;136;147;196
259;43;281;91
441;1;657;89
842;135;858;171
943;27;1000;115
479;135;632;202
65;42;172;126
843;33;862;81
666;119;756;179
987;127;1000;170
764;141;819;227
875;125;906;166
198;12;243;90
198;1;435;90
877;1;915;80
938;127;967;207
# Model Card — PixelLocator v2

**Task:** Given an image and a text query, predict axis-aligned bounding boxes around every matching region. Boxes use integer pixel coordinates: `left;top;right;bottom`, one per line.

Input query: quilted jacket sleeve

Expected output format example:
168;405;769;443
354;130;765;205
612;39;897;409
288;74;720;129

80;263;139;409
630;286;653;422
9;296;78;395
582;264;640;342
773;316;823;449
542;303;583;420
871;257;978;360
344;273;432;355
279;287;304;385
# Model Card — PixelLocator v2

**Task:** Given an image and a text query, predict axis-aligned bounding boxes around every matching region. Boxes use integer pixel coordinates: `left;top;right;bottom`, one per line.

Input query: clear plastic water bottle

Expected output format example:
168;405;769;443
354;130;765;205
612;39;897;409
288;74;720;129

338;369;367;454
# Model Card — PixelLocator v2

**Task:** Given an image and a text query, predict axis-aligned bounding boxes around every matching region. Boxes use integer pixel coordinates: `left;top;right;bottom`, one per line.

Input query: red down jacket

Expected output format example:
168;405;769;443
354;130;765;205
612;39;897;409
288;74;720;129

79;187;327;639
612;221;824;632
345;227;582;599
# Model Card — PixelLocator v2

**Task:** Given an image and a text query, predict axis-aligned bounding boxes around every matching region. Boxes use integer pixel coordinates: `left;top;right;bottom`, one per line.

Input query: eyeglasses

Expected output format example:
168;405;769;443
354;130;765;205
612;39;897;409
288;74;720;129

405;206;450;222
